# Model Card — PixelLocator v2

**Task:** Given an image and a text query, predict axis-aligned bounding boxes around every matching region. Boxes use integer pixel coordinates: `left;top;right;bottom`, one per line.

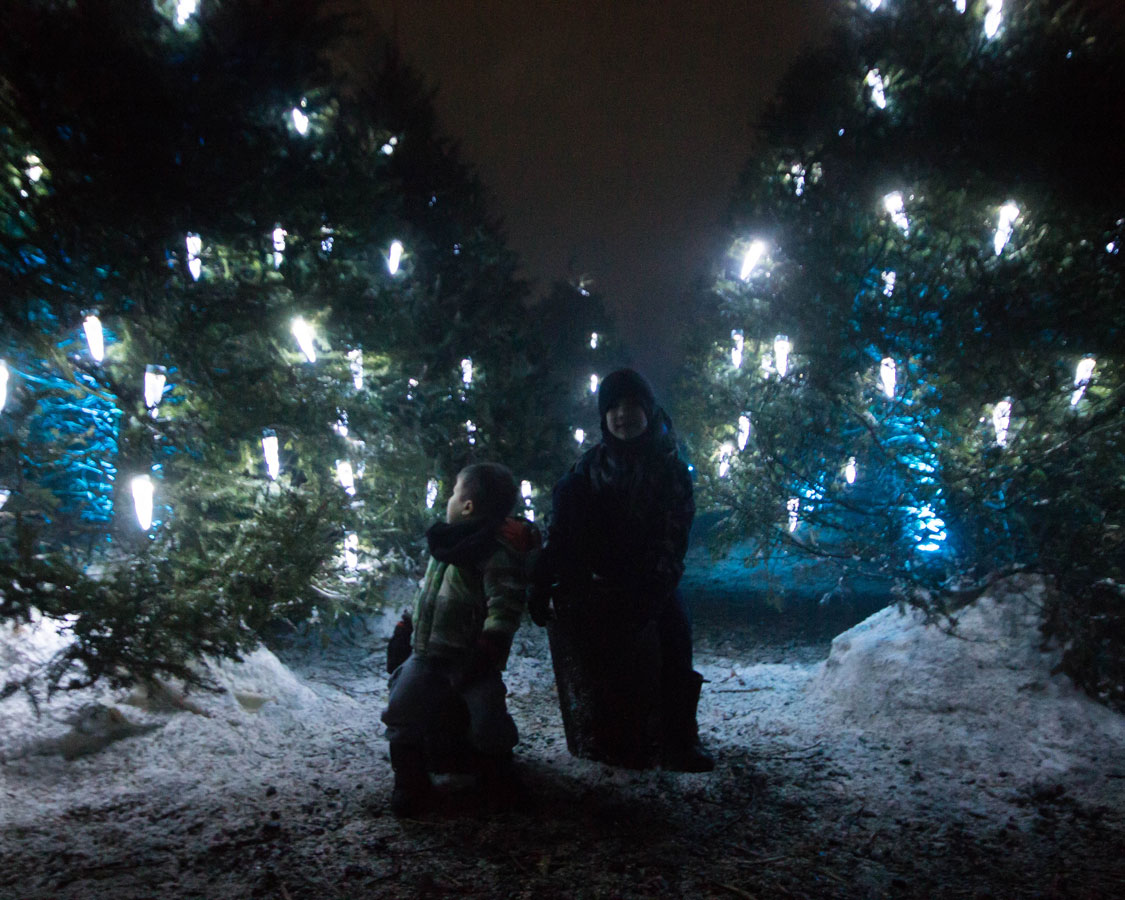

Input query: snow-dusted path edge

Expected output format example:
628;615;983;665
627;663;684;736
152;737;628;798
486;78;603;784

2;574;1124;899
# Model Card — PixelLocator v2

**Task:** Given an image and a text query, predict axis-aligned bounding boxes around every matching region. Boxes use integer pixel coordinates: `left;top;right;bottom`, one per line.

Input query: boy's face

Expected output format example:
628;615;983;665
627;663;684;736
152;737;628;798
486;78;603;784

606;396;649;441
446;473;475;523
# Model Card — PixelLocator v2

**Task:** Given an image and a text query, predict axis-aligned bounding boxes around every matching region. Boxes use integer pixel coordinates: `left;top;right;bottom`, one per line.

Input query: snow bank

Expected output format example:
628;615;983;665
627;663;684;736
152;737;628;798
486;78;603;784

807;574;1125;789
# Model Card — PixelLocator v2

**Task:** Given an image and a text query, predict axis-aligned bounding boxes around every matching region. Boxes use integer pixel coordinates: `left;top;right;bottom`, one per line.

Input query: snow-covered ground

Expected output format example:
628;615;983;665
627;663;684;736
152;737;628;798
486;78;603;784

2;572;1124;898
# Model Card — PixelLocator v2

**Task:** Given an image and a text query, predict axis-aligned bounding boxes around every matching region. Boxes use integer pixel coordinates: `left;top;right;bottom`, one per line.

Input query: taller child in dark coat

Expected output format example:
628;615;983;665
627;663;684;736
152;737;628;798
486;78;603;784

530;368;714;772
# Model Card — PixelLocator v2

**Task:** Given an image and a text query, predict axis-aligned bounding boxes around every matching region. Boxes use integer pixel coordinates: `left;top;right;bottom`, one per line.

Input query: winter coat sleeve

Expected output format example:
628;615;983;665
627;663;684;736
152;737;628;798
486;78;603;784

644;455;694;596
480;545;528;665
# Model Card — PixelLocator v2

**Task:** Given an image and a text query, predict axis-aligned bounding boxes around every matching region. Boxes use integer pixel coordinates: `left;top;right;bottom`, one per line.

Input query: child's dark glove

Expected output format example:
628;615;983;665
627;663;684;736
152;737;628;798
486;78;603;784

455;631;508;689
386;611;413;674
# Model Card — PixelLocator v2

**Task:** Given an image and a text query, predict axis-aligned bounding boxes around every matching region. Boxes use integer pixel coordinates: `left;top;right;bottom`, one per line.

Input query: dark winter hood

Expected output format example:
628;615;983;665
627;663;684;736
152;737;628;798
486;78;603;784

427;516;539;565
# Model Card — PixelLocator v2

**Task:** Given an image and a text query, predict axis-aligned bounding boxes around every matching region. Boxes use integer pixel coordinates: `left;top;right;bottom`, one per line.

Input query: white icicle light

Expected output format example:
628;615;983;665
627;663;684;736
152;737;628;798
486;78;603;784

0;360;9;413
261;430;280;480
461;358;473;385
992;399;1012;447
336;460;356;496
882;270;896;297
1071;357;1096;406
348;349;363;390
175;0;198;27
387;240;404;275
131;475;155;530
144;365;167;417
740;240;767;281
845;457;857;485
520;480;533;500
344;532;359;570
465;420;477;445
955;0;966;12
865;69;887;110
880;357;896;399
787;497;800;532
590;332;599;349
272;225;286;268
984;0;1003;38
731;330;744;369
291;107;309;135
994;202;1019;255
884;191;910;234
426;479;439;509
737;415;751;451
589;374;599;394
82;313;105;362
25;155;43;182
574;428;586;445
863;0;882;9
333;412;349;437
718;443;734;478
291;317;317;363
0;488;9;509
774;335;791;377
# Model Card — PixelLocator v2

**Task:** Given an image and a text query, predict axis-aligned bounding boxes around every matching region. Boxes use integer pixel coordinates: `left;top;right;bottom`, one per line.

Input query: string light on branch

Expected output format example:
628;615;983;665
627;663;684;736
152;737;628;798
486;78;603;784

344;532;359;570
863;0;882;10
0;488;9;509
25;155;43;182
0;360;9;413
774;335;791;377
865;69;887;110
521;480;533;500
737;415;751;451
787;497;800;532
984;0;1003;39
291;317;317;363
175;0;198;27
291;100;309;135
880;357;896;399
261;429;280;479
740;240;767;281
144;365;167;417
272;225;286;268
883;192;910;234
590;332;599;349
465;420;478;445
347;349;363;390
185;232;202;281
992;398;1012;447
993;202;1019;255
589;374;599;394
845;457;857;485
387;240;404;275
336;460;356;496
574;428;586;445
913;504;947;552
82;313;105;362
881;270;896;296
461;358;474;385
718;443;734;478
131;474;155;530
426;479;439;509
954;0;966;12
731;330;744;369
381;136;399;156
1071;357;1096;406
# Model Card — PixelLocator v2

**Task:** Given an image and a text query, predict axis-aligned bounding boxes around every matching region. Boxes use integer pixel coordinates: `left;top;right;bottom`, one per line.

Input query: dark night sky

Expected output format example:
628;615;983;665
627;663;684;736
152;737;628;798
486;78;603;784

361;1;831;390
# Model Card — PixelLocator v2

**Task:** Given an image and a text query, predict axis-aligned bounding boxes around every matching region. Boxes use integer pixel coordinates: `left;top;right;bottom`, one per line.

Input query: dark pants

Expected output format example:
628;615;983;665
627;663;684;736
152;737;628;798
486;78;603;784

382;655;518;767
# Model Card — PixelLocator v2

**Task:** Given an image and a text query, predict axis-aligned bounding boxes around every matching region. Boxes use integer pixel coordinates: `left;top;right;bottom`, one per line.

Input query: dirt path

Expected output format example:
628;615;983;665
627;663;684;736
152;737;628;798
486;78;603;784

2;582;1123;899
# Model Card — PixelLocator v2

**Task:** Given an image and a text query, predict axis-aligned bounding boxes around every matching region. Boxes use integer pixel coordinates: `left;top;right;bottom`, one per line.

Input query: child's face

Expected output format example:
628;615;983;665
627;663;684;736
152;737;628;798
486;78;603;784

446;473;475;523
606;396;649;441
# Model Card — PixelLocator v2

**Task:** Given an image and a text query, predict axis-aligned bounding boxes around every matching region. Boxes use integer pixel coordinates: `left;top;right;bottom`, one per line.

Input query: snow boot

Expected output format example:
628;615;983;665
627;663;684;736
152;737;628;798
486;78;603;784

661;670;716;773
389;743;431;817
474;751;531;809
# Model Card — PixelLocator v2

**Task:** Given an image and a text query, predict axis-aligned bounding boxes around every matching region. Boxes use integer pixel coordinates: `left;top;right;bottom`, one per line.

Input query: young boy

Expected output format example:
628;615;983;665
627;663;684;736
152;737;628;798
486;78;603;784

381;462;538;816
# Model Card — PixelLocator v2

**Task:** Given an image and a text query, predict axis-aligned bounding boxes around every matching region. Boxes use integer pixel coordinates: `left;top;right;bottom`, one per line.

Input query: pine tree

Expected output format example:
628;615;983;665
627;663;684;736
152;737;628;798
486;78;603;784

0;0;562;694
678;0;1125;705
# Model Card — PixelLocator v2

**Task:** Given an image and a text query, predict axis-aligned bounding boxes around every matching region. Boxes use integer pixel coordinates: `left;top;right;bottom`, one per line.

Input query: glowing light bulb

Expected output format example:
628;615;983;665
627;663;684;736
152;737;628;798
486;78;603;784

175;0;198;27
291;107;309;135
344;532;359;570
0;360;9;412
272;225;286;268
291;317;316;363
984;0;1003;38
718;443;734;478
144;365;166;417
787;497;800;532
26;155;43;182
574;428;586;445
83;314;105;362
992;399;1012;447
387;240;404;275
845;457;857;484
381;136;398;155
740;240;767;280
465;420;477;446
590;332;599;349
865;69;887;110
1071;357;1096;406
994;202;1019;255
0;488;9;509
426;479;439;509
461;358;473;385
774;335;791;377
336;460;356;496
955;0;966;12
882;270;896;297
333;412;349;437
737;415;751;451
884;192;910;234
521;480;533;500
731;330;744;369
864;0;882;9
262;430;280;479
880;357;896;399
131;475;155;530
589;374;599;394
